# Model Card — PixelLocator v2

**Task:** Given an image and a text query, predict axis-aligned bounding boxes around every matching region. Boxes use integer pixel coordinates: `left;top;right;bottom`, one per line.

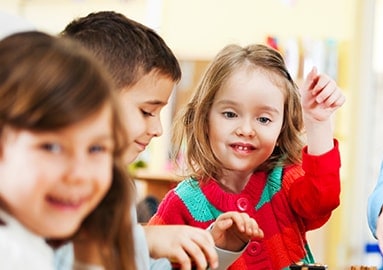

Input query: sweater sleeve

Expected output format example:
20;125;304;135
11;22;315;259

289;139;341;230
148;188;191;225
367;160;383;238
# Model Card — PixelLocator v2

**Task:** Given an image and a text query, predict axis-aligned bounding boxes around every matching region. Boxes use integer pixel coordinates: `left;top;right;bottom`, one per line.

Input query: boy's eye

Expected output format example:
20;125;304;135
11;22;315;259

141;109;155;117
41;143;62;153
222;111;237;118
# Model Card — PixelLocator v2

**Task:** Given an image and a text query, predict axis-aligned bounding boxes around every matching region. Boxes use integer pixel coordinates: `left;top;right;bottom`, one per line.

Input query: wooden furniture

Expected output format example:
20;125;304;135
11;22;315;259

349;267;378;270
133;170;182;201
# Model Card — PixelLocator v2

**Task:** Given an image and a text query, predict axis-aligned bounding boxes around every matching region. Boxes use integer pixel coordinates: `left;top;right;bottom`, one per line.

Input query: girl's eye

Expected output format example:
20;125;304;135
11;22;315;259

89;145;108;153
258;117;271;124
222;111;237;118
41;143;62;153
141;109;155;117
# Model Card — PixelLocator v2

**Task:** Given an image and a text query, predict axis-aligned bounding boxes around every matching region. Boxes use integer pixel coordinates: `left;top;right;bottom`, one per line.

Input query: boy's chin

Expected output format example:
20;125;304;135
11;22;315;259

123;150;139;165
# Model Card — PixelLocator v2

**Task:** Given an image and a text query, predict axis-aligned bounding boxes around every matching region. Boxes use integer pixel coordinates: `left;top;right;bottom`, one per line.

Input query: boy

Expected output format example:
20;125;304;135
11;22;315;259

56;11;258;270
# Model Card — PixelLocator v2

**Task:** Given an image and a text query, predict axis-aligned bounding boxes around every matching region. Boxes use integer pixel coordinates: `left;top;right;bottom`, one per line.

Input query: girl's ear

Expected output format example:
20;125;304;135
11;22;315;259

0;139;4;158
0;127;14;159
0;129;9;158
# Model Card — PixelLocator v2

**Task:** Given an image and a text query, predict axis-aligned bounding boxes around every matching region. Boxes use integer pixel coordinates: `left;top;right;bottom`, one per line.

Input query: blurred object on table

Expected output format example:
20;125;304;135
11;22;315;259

289;262;327;269
137;195;159;223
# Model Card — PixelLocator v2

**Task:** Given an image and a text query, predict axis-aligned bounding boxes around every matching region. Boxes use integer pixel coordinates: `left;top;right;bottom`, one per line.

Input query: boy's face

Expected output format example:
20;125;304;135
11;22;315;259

0;105;114;238
119;70;175;164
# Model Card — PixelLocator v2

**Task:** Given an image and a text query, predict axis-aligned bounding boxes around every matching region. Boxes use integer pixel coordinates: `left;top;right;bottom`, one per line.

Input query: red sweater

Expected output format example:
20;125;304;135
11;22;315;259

149;141;341;269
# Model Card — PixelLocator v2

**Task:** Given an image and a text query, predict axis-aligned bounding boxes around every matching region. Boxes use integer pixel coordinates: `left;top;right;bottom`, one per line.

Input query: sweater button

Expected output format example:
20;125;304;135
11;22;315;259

247;241;261;256
236;197;249;211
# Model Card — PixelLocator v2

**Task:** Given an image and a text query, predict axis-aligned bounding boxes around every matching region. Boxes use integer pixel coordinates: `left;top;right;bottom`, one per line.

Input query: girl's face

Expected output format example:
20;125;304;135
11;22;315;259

119;70;175;164
0;105;114;238
208;66;285;178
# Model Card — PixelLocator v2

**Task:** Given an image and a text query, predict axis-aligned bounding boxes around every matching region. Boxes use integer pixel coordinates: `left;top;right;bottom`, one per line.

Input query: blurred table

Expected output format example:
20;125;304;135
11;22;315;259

133;170;182;201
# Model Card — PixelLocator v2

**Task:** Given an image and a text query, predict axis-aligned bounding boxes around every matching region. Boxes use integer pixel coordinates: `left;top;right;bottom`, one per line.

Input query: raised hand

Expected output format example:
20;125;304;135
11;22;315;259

300;67;345;123
300;67;346;155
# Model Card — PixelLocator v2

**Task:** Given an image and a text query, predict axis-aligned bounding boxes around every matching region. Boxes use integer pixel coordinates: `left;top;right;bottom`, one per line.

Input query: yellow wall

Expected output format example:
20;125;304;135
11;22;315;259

162;0;357;59
0;0;375;268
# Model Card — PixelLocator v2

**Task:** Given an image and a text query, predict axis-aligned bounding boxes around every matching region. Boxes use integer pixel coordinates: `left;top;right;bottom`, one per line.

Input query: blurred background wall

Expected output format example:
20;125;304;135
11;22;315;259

1;0;382;268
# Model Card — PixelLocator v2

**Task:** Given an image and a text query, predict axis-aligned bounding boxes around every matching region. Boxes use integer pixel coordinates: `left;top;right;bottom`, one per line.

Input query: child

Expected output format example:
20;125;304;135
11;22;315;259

0;31;135;269
367;161;383;253
149;43;346;269
57;11;263;270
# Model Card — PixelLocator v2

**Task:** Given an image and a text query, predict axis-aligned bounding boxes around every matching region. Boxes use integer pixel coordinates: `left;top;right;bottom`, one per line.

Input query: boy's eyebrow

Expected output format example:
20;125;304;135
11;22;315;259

145;100;168;106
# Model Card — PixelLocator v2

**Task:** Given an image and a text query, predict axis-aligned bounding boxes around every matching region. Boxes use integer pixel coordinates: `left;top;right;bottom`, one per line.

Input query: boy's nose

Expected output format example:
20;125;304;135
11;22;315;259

148;117;163;137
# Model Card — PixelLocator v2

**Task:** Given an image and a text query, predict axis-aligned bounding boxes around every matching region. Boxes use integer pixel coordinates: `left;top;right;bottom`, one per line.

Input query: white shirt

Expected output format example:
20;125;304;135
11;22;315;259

0;209;54;270
54;207;156;270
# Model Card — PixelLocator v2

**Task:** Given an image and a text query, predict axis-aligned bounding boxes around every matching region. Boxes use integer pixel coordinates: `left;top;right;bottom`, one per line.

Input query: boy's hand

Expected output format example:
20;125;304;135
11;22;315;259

300;67;345;123
210;212;263;252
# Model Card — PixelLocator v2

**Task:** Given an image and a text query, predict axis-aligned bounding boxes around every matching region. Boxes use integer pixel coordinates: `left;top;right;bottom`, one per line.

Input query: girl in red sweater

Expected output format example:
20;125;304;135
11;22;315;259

149;44;345;269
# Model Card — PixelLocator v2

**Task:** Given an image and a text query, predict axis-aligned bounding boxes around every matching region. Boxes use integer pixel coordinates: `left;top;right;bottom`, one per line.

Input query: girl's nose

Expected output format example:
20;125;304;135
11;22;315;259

235;120;256;137
65;156;92;184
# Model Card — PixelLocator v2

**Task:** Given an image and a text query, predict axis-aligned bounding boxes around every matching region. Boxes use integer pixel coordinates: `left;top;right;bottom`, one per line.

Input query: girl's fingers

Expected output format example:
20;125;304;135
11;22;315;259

302;66;318;92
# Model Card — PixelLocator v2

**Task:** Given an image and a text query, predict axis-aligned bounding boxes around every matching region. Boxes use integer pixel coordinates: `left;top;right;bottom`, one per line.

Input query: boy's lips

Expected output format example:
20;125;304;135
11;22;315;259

135;140;149;151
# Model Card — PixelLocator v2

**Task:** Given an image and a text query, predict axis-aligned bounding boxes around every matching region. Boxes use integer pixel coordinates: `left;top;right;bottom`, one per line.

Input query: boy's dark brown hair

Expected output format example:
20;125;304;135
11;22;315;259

61;11;181;90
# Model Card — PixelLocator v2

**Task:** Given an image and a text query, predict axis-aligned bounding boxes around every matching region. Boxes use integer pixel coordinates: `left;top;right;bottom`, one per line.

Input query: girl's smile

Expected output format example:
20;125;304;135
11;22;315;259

0;105;114;238
208;65;284;187
229;142;257;155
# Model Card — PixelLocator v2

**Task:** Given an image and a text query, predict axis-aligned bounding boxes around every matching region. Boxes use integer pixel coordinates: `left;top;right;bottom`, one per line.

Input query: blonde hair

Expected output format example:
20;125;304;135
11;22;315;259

172;44;304;181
